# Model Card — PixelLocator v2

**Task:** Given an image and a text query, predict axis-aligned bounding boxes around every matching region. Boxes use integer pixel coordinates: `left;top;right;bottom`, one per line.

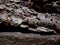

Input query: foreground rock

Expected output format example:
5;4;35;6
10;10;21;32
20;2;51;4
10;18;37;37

0;32;60;45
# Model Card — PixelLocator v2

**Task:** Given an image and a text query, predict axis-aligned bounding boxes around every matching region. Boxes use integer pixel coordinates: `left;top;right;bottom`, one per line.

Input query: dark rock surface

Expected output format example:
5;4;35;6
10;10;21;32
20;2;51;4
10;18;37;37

29;0;60;13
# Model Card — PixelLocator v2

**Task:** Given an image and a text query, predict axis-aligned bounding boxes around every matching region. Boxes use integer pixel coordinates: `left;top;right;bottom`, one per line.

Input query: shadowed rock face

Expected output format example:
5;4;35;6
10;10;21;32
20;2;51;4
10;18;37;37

28;0;60;13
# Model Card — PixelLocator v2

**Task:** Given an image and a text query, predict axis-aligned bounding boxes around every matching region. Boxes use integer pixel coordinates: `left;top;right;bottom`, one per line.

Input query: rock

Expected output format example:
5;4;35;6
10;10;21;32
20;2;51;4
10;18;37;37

30;9;38;15
14;0;20;2
0;0;60;34
10;0;21;3
10;0;14;2
37;27;56;33
28;26;56;34
0;4;6;10
37;13;46;20
0;32;60;45
52;1;60;11
27;18;38;27
20;24;28;28
6;7;13;11
10;16;23;26
28;28;37;31
28;0;60;13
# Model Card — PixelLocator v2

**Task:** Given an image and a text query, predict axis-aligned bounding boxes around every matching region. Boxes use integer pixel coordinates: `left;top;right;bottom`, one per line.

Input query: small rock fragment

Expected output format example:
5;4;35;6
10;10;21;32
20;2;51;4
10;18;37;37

20;24;28;28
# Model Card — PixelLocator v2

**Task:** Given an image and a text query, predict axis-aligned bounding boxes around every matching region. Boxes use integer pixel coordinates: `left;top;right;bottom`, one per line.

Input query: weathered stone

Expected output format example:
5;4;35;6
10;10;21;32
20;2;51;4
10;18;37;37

10;16;23;26
14;0;20;2
20;24;28;28
0;0;60;44
0;32;59;45
0;0;60;34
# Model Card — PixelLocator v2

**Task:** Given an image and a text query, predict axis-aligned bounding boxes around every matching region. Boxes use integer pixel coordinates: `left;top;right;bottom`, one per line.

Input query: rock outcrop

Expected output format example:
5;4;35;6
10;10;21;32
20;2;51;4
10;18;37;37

0;0;60;45
0;1;60;34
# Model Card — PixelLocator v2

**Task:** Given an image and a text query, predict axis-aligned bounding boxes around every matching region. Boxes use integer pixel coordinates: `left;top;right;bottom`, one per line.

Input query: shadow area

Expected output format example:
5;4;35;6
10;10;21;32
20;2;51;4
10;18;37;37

0;23;57;35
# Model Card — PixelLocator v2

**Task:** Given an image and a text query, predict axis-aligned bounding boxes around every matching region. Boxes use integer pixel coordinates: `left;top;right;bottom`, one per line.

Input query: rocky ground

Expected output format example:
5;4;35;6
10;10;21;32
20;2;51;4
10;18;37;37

0;0;60;45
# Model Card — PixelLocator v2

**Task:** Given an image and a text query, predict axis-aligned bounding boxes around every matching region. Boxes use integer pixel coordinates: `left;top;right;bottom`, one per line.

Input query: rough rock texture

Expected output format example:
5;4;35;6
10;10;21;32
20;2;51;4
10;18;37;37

0;0;60;45
0;32;60;45
0;1;60;34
